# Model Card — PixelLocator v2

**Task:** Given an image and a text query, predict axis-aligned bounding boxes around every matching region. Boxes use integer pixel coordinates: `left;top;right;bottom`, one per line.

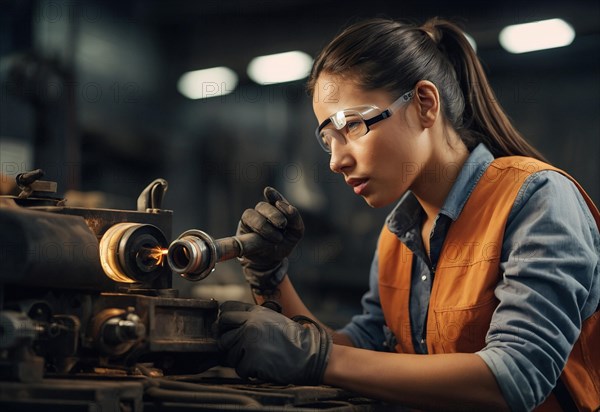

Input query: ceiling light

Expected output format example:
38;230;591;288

177;66;238;99
499;18;575;54
247;51;313;85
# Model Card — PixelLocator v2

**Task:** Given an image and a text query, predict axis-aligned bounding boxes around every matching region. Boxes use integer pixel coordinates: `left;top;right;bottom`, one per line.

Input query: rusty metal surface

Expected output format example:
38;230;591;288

0;376;396;412
94;293;219;357
0;206;113;290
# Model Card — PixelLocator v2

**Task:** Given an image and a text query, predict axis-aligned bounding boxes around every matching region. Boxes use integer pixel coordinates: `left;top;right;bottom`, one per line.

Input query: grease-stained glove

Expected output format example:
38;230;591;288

237;187;304;295
217;301;332;385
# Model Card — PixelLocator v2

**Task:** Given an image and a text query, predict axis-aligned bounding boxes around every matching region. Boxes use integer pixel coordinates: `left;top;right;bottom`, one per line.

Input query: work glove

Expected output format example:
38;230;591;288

217;301;332;385
237;187;304;295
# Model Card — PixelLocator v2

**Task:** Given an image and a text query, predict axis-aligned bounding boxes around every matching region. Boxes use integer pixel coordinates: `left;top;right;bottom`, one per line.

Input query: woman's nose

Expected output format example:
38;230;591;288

329;139;354;174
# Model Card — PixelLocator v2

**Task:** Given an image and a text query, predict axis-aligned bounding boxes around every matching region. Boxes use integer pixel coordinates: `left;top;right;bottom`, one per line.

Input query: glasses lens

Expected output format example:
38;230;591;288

317;113;369;153
343;114;367;140
318;129;337;153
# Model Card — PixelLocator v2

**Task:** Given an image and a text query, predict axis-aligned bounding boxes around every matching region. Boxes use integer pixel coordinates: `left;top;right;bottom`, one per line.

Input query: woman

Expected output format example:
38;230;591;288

217;17;600;411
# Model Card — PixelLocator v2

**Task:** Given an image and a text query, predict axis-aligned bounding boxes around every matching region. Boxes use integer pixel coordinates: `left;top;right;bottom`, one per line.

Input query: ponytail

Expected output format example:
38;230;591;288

308;17;546;161
420;18;546;160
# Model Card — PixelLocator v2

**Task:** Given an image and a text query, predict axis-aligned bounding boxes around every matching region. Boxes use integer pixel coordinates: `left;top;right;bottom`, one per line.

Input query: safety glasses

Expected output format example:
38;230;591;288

315;90;414;154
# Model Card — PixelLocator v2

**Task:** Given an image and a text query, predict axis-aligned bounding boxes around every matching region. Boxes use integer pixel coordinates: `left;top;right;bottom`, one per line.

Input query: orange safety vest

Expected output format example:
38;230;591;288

378;156;600;411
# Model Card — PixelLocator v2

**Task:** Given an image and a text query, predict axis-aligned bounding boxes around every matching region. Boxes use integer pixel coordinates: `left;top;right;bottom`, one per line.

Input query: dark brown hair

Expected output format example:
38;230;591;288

307;17;546;160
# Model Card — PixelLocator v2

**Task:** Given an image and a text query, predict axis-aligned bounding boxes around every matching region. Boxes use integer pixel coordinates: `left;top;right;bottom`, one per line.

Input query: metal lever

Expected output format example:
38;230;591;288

137;178;168;212
16;169;58;199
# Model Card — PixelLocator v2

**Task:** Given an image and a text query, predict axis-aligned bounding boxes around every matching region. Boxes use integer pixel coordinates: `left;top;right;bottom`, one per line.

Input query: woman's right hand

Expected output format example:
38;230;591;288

236;187;304;295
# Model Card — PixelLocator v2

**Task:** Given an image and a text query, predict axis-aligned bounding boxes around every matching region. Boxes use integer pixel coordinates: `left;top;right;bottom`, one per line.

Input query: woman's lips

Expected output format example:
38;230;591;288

346;178;369;195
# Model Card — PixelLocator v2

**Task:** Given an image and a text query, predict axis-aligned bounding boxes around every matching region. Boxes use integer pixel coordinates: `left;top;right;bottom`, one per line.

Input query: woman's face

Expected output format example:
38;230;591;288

312;74;433;208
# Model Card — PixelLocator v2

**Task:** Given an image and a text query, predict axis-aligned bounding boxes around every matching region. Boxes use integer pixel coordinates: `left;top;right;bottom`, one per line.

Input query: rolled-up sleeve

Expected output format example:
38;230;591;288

477;171;600;411
338;252;388;351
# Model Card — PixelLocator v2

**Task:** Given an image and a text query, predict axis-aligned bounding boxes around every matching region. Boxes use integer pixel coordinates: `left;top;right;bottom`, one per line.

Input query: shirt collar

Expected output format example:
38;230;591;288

386;143;494;236
440;143;494;220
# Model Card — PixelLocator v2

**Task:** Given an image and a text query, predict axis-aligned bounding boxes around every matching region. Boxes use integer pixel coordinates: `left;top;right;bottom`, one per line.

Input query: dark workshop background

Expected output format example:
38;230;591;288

1;0;599;328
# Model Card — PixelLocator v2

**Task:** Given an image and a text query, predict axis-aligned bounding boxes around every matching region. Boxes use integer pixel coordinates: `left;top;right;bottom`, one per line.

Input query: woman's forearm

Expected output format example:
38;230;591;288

324;344;509;411
252;277;506;407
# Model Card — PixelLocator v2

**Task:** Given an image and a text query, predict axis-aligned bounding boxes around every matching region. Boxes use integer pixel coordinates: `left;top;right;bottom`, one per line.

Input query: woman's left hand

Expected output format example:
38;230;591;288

217;301;332;385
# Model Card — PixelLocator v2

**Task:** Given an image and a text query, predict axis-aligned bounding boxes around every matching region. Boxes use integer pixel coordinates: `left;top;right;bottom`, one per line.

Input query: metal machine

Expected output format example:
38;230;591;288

0;170;383;411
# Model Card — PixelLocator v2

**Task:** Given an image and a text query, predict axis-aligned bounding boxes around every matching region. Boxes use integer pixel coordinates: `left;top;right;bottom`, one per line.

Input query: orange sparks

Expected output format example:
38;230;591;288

148;247;168;266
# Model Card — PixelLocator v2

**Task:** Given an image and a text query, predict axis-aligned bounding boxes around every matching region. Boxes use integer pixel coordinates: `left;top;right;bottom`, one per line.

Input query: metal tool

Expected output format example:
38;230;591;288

167;230;263;281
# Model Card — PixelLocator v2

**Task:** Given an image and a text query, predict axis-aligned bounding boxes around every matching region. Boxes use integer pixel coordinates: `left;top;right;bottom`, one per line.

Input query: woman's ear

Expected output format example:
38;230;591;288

415;80;440;128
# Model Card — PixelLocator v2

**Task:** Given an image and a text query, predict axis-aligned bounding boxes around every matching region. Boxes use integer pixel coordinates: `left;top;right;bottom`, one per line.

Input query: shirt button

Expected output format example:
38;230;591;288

421;275;427;281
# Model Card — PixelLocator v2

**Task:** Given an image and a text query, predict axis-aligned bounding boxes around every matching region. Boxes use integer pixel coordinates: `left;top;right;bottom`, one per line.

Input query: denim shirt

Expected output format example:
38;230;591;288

338;143;600;411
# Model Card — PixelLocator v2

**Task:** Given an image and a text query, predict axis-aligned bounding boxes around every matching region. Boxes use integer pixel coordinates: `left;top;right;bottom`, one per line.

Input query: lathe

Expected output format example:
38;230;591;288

0;170;383;411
